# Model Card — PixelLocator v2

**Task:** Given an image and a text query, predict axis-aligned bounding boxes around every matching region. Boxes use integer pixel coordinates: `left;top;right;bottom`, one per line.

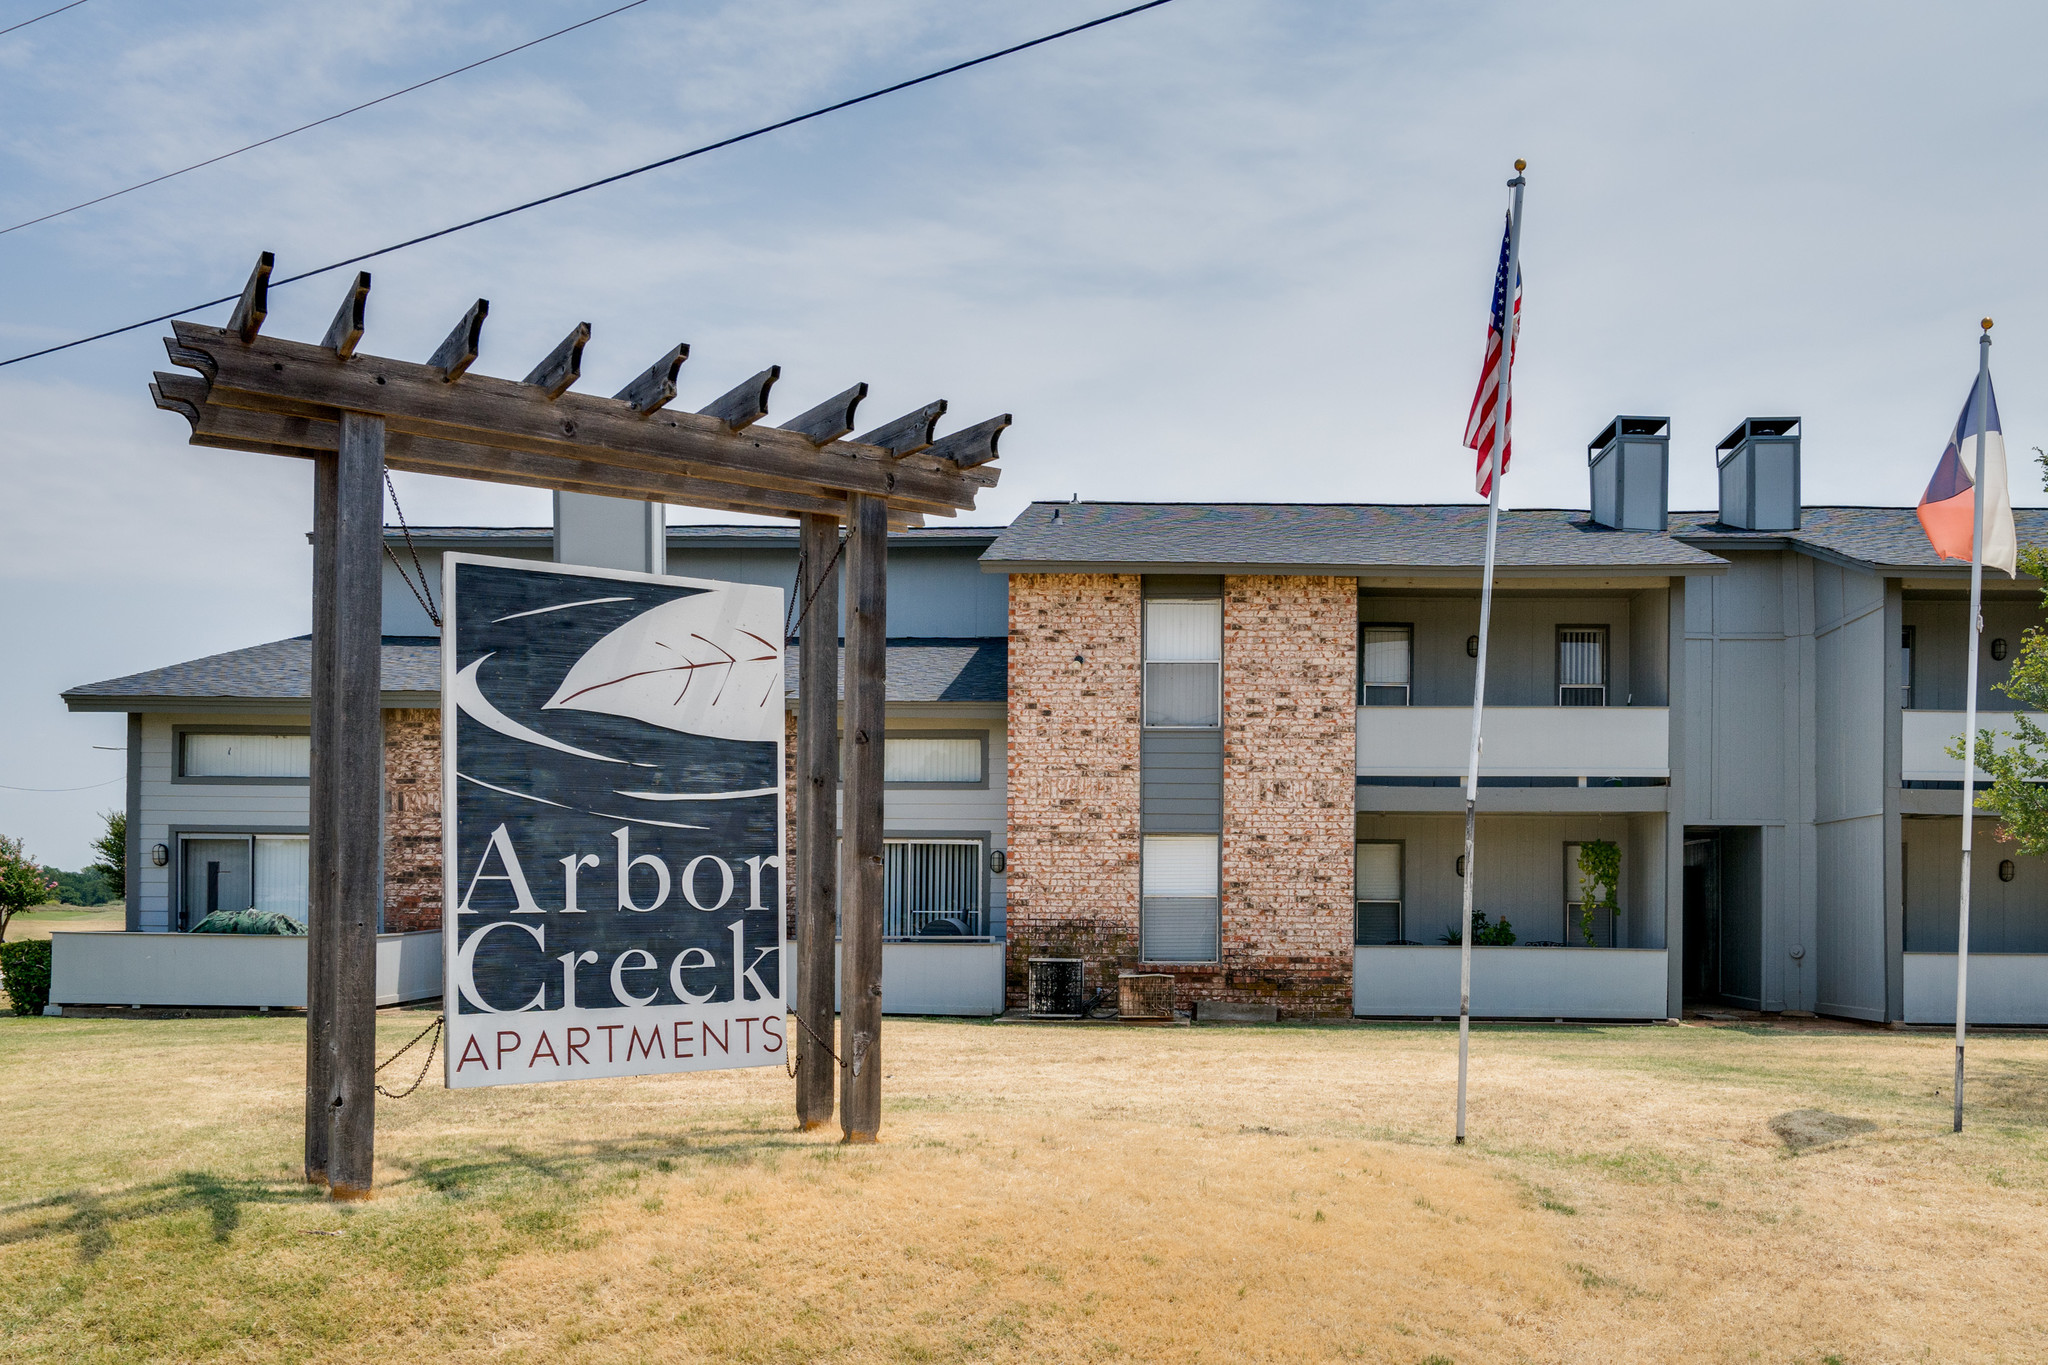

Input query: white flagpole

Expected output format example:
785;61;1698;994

1457;160;1525;1146
1953;317;1993;1133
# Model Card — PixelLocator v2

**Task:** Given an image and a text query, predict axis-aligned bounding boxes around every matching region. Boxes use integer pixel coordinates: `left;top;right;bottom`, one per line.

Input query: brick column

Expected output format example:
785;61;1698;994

381;707;443;933
1220;576;1357;1017
1005;573;1142;1007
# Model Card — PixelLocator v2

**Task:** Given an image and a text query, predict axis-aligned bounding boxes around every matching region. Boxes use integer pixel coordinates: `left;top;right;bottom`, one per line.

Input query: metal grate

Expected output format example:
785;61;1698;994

1028;958;1085;1017
1118;972;1174;1020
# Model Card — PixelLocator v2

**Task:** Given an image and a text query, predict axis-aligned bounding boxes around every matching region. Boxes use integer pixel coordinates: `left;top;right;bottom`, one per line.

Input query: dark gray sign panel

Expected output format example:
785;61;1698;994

440;554;786;1087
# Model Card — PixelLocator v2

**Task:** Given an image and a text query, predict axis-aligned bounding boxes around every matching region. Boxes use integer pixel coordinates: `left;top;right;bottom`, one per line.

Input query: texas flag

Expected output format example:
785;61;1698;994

1918;370;2016;577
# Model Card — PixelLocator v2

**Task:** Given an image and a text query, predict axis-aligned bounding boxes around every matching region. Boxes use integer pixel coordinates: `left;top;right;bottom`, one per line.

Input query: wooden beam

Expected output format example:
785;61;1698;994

305;443;339;1189
323;411;384;1201
838;493;887;1143
614;343;687;415
171;325;998;510
321;272;371;358
522;322;590;400
227;251;273;344
795;512;841;1132
859;400;945;458
428;299;488;381
781;383;867;446
148;380;200;425
699;366;779;431
164;394;938;524
164;337;216;384
927;413;1010;470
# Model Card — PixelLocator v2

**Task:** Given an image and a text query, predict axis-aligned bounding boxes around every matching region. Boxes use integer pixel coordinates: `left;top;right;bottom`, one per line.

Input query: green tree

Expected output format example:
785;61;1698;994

1575;840;1622;945
89;809;125;899
0;834;59;939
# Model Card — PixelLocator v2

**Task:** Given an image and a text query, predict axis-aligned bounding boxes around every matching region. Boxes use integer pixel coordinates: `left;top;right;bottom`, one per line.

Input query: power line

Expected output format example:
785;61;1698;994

2;0;655;236
0;777;121;792
0;0;1182;370
0;0;90;40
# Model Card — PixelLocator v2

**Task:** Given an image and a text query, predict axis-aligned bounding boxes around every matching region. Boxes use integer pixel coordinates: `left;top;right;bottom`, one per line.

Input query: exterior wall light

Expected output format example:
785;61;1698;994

1455;854;1466;877
1466;635;1479;658
150;843;170;867
1999;859;2016;882
989;849;1007;874
1992;638;2009;661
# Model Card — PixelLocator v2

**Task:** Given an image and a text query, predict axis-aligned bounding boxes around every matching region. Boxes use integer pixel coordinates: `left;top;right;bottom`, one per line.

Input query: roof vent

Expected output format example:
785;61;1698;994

1587;416;1670;531
1715;418;1801;531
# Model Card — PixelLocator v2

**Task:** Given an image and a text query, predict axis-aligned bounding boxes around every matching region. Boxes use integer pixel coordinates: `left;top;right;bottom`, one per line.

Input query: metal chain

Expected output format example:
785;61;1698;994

787;1007;842;1078
783;534;846;645
374;1014;444;1098
383;470;441;627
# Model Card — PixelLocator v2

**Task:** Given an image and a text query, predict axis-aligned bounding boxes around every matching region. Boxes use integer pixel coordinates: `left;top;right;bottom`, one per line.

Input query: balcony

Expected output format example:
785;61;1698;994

1358;705;1669;781
1900;710;2045;784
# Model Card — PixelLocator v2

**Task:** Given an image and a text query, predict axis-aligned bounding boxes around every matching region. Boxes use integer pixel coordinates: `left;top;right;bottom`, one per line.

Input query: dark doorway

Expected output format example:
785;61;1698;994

1683;827;1763;1009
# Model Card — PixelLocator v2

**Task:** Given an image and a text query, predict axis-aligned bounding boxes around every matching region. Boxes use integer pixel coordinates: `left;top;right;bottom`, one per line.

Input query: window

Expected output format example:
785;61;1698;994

1144;599;1222;728
178;833;309;930
1557;627;1608;707
178;730;310;781
1141;834;1220;962
884;735;984;785
1901;625;1916;708
883;838;986;939
1355;841;1404;944
1562;842;1616;947
1358;625;1413;706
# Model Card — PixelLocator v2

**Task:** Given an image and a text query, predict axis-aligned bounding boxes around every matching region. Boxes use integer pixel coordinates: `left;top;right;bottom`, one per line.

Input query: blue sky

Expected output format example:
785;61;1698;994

4;0;2047;864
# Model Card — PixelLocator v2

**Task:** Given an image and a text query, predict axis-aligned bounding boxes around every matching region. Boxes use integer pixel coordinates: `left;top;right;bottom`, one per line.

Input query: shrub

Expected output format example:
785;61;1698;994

0;834;59;939
1439;912;1516;946
0;939;53;1016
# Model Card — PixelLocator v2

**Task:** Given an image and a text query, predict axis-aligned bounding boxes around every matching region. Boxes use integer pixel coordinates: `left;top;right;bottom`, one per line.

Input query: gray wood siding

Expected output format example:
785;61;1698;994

1812;561;1890;1021
135;712;314;932
1352;813;1662;948
1904;817;2048;954
1902;596;2042;711
1355;593;1641;707
1141;730;1223;833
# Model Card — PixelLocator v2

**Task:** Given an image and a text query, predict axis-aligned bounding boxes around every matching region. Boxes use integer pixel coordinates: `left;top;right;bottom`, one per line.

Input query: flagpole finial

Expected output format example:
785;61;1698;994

1982;317;1994;332
1514;159;1526;172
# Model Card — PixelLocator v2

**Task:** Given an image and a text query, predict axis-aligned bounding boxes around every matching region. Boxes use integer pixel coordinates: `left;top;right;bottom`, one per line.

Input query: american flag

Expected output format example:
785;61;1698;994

1463;212;1521;496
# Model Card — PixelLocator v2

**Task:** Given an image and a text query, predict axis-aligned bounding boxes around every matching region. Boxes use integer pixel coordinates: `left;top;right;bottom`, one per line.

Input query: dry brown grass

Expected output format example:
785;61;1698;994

3;1012;2045;1363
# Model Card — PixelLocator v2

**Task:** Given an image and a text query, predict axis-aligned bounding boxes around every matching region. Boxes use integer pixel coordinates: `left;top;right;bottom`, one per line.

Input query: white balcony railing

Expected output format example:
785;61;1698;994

1357;705;1669;780
1901;710;2046;783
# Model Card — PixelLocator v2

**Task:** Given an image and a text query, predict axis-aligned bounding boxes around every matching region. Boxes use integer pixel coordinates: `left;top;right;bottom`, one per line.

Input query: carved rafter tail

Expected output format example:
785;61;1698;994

614;343;688;416
321;272;372;358
858;400;946;458
699;366;780;431
926;413;1010;470
523;322;591;401
780;382;869;446
227;251;274;344
429;298;489;381
149;381;200;429
164;337;217;386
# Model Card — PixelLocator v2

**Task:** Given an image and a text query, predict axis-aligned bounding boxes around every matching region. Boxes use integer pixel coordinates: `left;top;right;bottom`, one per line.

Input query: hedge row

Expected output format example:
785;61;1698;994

0;939;52;1016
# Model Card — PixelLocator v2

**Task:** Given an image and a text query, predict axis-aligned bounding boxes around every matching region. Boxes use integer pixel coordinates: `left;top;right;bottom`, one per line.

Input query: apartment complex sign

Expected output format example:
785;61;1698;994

440;554;787;1088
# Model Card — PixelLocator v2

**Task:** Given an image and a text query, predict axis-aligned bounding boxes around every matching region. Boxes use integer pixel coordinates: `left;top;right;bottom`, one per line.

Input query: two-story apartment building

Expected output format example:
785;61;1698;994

983;419;2048;1024
56;416;2048;1024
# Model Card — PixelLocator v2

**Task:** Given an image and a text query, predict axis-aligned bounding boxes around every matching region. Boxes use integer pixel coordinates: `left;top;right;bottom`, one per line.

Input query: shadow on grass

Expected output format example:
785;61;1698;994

0;1172;327;1262
0;1122;815;1266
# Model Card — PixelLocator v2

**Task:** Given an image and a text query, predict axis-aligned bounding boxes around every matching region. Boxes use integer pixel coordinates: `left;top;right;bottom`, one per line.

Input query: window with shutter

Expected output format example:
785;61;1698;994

1358;625;1412;706
1557;627;1608;707
1144;600;1222;728
1141;834;1220;961
1354;841;1404;944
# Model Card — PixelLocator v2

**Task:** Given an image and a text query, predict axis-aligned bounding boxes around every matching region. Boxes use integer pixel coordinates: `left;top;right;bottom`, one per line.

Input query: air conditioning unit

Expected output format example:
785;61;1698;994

1118;972;1174;1021
1027;958;1085;1018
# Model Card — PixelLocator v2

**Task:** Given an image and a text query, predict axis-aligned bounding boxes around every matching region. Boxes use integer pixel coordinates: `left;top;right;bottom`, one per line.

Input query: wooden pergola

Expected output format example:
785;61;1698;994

151;252;1008;1197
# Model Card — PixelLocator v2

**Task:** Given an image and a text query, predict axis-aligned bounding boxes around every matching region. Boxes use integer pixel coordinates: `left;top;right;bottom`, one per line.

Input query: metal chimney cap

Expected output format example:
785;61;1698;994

1716;417;1800;452
1587;415;1670;461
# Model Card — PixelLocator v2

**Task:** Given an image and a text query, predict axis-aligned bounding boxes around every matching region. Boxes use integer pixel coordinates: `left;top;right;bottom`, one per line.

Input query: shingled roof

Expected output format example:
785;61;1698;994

980;502;2048;577
64;637;1006;711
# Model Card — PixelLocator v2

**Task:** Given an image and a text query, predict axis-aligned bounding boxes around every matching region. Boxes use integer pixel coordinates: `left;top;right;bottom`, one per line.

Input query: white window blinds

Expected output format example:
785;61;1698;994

254;836;310;919
1143;835;1219;897
1144;600;1222;728
1557;628;1607;706
1141;834;1220;961
1356;843;1402;901
884;839;984;937
884;736;982;783
182;732;310;779
1359;626;1412;705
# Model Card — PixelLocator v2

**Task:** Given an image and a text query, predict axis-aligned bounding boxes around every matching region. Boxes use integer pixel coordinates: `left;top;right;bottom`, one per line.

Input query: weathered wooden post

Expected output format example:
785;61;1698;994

838;493;887;1141
305;447;337;1186
795;512;842;1130
323;409;386;1199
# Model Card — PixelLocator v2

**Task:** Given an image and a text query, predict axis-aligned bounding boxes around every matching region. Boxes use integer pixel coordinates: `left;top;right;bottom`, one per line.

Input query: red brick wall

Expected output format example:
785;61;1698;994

382;708;443;933
1217;575;1357;1017
1004;573;1142;1007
